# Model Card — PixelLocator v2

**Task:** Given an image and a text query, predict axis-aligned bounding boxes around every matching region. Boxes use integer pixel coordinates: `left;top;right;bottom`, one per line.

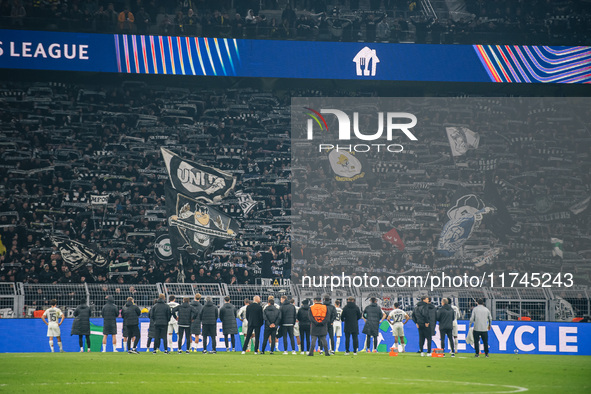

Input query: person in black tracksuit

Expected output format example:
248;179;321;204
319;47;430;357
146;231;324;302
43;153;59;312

261;298;281;354
412;296;437;355
341;296;362;354
190;294;203;351
242;295;264;354
437;298;456;356
121;296;142;354
297;299;311;353
219;296;239;351
173;297;195;353
279;295;297;353
200;296;219;353
323;296;337;353
150;294;172;353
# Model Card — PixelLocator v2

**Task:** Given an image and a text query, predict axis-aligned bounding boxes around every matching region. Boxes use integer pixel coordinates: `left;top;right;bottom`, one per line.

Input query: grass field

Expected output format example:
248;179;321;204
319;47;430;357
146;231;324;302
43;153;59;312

1;351;590;393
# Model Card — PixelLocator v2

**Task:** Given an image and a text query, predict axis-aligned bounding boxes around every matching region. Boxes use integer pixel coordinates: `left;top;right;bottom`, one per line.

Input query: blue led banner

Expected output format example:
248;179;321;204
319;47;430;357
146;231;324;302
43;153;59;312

1;29;590;83
0;318;589;354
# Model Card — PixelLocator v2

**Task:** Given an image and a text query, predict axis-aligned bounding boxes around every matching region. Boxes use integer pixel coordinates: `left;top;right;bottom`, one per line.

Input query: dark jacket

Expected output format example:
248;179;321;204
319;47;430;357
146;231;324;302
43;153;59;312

173;301;195;327
437;304;455;331
190;300;203;334
362;302;384;336
71;303;91;336
341;301;362;333
280;300;297;326
101;296;118;334
200;299;219;325
324;300;337;325
245;301;264;328
121;300;141;326
308;302;328;336
150;298;171;326
219;302;239;334
297;304;311;328
263;304;281;328
413;301;437;335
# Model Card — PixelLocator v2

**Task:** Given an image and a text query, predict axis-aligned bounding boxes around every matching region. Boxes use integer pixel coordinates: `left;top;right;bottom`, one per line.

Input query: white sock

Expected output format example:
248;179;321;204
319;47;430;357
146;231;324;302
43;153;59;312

80;347;84;352
49;340;54;352
102;344;106;352
123;342;127;351
454;338;458;353
336;337;341;351
58;341;63;351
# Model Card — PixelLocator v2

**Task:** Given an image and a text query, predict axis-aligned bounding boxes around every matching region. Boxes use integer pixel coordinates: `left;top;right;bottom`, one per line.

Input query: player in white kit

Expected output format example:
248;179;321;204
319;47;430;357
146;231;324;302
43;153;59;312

41;299;65;352
387;302;410;352
332;300;343;353
449;298;461;353
167;295;180;351
238;298;254;352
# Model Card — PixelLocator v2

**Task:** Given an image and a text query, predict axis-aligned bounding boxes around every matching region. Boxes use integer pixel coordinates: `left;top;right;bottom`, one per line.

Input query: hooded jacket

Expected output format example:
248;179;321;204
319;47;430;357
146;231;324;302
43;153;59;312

280;300;297;326
190;300;203;334
150;298;171;326
173;301;195;327
296;303;311;328
71;302;91;336
101;296;118;325
200;299;219;325
121;299;141;326
219;302;239;334
341;301;362;334
324;299;337;325
362;302;383;336
263;303;281;328
413;300;437;335
437;303;455;331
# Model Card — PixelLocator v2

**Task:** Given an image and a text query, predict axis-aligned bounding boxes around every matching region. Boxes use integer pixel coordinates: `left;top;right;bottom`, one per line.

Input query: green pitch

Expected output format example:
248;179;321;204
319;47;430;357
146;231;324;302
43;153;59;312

0;352;589;393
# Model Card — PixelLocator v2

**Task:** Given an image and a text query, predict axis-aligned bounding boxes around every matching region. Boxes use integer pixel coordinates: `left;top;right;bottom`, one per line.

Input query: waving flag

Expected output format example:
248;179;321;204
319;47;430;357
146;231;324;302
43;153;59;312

551;238;563;258
161;147;236;202
382;227;405;251
49;236;109;271
166;186;239;257
436;208;488;257
446;127;479;157
328;150;367;182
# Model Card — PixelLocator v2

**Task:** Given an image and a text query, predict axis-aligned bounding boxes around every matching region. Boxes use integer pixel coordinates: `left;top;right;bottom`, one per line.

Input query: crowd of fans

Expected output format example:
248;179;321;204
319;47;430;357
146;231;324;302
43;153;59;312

0;80;291;286
290;98;591;286
1;0;589;45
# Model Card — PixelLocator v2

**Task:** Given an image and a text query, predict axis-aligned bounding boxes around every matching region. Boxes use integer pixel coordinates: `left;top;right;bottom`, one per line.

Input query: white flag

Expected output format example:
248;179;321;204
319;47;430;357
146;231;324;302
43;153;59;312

446;127;480;157
91;195;109;205
551;237;563;258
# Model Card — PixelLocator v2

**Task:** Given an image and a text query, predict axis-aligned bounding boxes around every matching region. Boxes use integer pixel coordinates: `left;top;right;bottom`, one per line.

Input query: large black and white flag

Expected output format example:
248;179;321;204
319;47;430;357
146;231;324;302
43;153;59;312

166;186;239;257
161;147;236;202
447;186;485;221
49;236;109;271
446;127;479;157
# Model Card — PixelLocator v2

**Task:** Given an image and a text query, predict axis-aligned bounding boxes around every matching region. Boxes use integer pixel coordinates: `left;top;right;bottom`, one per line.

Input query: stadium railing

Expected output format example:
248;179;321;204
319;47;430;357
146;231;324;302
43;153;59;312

3;282;589;321
162;283;228;307
0;282;24;318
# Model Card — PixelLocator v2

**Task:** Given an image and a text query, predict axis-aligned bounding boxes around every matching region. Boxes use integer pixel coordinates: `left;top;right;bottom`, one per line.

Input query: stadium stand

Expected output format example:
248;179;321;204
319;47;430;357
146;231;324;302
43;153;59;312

0;0;589;45
0;1;589;325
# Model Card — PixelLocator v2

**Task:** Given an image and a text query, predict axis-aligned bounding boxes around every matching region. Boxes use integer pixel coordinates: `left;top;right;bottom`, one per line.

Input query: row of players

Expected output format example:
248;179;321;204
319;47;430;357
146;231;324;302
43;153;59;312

42;294;487;356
